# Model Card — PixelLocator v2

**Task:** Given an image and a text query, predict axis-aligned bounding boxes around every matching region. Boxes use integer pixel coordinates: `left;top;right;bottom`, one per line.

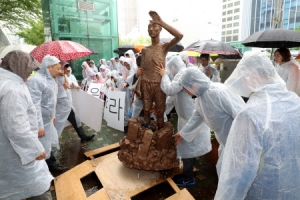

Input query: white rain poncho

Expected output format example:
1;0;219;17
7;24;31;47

216;51;300;199
161;56;211;158
201;64;221;82
66;66;79;88
120;56;128;78
99;58;108;68
124;58;138;89
109;58;117;71
55;74;71;137
178;67;245;173
275;59;300;96
82;61;96;81
89;60;98;73
125;49;137;67
0;54;53;199
100;65;111;80
179;51;194;68
26;55;60;158
111;70;130;126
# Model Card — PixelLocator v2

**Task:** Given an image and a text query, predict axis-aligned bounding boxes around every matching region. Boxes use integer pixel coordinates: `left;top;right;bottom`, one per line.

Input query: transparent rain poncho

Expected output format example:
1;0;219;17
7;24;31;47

179;51;194;68
125;49;137;67
89;60;98;73
275;59;300;96
200;64;220;82
124;58;138;88
215;51;300;199
26;55;60;158
55;74;71;137
178;67;245;172
161;56;211;158
82;61;96;81
0;52;53;199
100;65;111;80
66;66;79;88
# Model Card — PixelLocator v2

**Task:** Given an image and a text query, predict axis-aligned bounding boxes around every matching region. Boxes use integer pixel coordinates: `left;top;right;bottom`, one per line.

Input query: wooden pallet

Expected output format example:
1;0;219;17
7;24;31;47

54;143;195;200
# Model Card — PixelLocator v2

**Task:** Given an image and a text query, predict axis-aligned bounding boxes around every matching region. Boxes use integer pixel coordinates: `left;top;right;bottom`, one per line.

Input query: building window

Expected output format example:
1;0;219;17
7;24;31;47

233;35;239;41
222;37;225;42
222;25;226;29
227;23;232;28
234;1;240;6
233;22;239;27
222;18;226;22
234;8;240;13
233;29;239;33
227;30;232;34
234;15;239;20
222;11;226;15
223;5;226;9
227;10;233;14
228;3;233;7
222;31;226;35
226;36;232;42
227;17;232;21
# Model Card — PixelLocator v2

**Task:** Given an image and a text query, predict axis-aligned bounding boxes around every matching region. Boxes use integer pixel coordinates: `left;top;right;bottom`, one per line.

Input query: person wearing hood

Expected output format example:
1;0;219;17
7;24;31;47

274;47;300;96
122;57;138;89
98;58;108;69
111;70;130;127
65;66;80;90
109;58;117;71
82;61;96;81
26;55;61;162
179;51;194;68
89;60;98;73
94;72;105;83
125;49;137;67
215;51;300;199
200;54;220;82
173;67;245;176
119;56;128;78
156;56;211;187
0;51;53;200
99;65;111;80
115;56;122;75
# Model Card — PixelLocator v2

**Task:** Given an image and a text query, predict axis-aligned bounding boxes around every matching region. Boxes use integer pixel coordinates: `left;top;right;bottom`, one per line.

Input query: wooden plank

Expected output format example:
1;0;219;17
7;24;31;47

165;188;195;200
84;143;120;158
94;151;166;199
166;178;180;193
88;188;110;200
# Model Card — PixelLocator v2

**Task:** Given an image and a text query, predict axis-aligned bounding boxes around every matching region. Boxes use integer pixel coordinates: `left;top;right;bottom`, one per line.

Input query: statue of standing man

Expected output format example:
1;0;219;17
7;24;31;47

140;11;183;130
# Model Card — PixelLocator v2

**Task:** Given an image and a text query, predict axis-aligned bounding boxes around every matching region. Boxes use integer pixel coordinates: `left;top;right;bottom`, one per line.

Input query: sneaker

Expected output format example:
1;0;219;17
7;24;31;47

175;178;196;187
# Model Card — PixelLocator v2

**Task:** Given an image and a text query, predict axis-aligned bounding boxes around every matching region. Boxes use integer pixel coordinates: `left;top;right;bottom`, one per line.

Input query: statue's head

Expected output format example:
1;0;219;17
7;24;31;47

148;22;162;39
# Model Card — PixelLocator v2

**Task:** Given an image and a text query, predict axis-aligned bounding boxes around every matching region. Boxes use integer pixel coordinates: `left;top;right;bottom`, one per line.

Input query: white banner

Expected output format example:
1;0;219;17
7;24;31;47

104;89;125;132
87;83;105;100
70;89;104;132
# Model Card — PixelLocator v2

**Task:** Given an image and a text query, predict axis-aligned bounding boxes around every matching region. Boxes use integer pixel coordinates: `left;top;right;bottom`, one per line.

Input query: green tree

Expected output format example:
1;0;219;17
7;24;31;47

17;17;45;46
119;36;151;45
0;0;42;30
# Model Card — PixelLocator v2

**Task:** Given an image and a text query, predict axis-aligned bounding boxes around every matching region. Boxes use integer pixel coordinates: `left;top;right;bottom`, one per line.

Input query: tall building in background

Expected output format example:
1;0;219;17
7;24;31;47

41;0;119;78
250;0;299;35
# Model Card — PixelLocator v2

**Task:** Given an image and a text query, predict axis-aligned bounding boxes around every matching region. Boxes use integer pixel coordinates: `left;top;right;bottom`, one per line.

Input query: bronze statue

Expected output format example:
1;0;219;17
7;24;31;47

140;11;183;129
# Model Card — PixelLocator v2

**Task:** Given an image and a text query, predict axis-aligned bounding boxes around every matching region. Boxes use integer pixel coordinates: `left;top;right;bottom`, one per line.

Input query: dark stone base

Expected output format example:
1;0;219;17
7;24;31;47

118;118;178;171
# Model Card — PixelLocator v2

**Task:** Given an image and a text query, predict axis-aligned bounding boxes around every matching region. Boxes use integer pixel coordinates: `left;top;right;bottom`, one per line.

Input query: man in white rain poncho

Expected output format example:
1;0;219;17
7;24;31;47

0;51;53;200
215;51;300;200
179;51;194;68
200;54;220;82
156;56;211;187
174;67;245;176
26;55;62;170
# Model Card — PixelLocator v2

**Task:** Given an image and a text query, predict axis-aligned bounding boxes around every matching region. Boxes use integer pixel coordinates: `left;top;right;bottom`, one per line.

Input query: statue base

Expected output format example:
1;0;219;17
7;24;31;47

118;118;178;171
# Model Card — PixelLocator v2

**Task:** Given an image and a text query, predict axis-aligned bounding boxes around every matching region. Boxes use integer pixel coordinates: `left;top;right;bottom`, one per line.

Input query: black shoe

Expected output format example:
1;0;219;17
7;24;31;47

49;165;68;173
81;134;95;143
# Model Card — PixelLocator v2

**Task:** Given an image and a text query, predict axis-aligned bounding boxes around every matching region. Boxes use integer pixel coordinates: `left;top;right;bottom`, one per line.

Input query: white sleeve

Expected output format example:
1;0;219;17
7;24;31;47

160;75;183;96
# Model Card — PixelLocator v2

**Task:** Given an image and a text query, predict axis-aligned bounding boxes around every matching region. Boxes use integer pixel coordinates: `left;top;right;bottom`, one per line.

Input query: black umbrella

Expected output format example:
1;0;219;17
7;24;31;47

113;44;137;55
242;29;300;48
185;39;241;56
160;38;184;52
86;47;99;55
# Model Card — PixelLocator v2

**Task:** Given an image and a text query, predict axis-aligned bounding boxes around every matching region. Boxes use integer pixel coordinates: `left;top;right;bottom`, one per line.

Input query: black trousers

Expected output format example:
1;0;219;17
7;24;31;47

46;151;56;168
67;108;80;134
182;158;194;180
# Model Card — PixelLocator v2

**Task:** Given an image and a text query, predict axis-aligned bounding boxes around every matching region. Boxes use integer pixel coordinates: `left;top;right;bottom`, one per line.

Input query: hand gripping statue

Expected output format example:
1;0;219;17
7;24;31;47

140;11;183;130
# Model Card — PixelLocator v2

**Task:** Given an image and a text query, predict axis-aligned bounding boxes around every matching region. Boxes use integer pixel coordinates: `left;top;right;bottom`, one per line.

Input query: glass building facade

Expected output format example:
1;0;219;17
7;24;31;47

41;0;119;78
250;0;300;35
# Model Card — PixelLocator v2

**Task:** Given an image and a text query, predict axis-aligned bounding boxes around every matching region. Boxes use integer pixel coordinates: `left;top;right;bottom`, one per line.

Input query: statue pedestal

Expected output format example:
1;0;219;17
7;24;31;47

118;118;178;171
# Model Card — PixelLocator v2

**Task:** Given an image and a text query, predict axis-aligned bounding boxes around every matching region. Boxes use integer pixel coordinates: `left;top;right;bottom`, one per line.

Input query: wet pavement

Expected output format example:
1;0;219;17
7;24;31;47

50;114;218;200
